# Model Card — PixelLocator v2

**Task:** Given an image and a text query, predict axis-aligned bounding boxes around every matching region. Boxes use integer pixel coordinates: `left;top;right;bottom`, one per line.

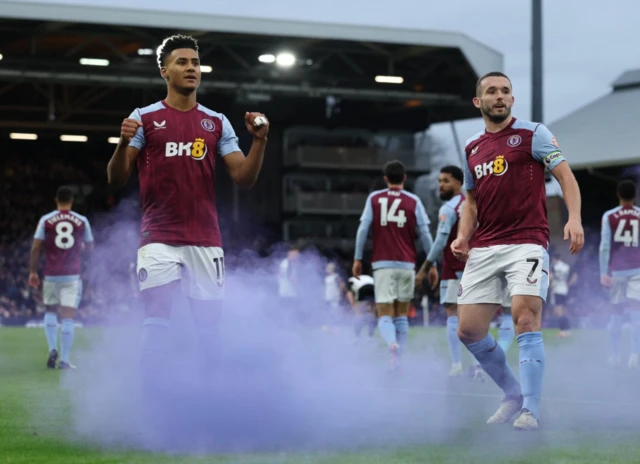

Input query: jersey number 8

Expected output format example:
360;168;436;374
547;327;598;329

378;197;406;227
55;221;75;249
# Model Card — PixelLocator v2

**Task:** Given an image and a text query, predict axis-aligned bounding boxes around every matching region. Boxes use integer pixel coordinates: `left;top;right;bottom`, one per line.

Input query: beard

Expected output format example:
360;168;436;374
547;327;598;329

439;190;454;201
481;104;511;124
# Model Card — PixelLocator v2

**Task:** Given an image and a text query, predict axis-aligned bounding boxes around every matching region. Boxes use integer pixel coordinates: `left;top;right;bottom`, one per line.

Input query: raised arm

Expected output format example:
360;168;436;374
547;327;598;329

107;111;143;188
221;112;269;190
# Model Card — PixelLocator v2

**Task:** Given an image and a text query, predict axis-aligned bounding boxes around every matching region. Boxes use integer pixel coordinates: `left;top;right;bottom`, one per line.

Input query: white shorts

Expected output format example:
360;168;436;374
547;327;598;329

610;274;640;304
43;279;83;309
441;279;461;305
441;278;511;307
373;268;415;304
458;244;549;305
137;243;225;300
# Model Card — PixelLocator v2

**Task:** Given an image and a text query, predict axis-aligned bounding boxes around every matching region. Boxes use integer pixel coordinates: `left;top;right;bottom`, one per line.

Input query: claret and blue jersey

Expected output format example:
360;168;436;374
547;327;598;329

462;118;565;249
600;205;640;277
34;209;93;281
127;100;241;249
354;187;432;270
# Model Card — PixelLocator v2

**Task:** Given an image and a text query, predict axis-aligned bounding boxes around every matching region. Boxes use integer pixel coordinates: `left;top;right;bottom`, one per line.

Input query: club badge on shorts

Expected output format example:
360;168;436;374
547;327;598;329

138;268;148;282
457;284;463;297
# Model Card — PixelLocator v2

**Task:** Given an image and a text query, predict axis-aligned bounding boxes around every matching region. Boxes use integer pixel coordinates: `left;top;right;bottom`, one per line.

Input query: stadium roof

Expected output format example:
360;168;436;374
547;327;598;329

0;5;503;133
547;69;640;170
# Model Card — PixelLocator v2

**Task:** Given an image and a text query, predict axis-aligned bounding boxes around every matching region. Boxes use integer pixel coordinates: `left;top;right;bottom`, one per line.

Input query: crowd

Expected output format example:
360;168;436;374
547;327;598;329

0;156;610;329
0;156;137;326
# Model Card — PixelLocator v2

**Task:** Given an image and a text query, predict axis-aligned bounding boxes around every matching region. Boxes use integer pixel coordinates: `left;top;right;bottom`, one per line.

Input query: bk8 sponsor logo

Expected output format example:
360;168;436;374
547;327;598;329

474;155;508;179
165;138;208;160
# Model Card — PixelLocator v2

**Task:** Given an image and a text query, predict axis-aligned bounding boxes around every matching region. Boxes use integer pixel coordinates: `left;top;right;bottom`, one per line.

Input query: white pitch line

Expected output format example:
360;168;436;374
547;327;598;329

313;385;640;409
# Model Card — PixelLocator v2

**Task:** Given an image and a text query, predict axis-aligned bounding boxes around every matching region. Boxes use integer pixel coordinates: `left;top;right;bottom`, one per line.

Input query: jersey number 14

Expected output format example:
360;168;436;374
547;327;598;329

614;219;639;247
378;198;406;228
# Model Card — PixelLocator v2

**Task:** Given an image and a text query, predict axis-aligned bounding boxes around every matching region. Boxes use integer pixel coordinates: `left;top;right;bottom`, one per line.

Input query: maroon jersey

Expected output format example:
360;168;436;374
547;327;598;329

463;118;565;248
440;194;466;280
128;101;241;248
601;206;640;276
34;210;93;277
355;187;431;269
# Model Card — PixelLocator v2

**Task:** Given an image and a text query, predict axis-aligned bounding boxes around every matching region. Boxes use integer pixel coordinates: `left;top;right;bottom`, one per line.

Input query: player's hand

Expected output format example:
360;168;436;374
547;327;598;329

28;272;40;289
415;270;426;290
352;260;362;279
245;112;269;140
428;266;439;290
120;118;142;143
564;219;584;255
451;238;470;261
601;274;613;288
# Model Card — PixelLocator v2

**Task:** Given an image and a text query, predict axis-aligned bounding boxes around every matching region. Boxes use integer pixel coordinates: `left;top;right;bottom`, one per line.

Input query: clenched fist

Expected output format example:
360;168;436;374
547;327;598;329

120;118;143;143
245;112;269;140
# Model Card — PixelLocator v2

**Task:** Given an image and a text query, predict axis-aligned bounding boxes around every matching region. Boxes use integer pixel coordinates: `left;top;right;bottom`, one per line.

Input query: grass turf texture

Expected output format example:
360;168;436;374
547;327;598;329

1;327;640;463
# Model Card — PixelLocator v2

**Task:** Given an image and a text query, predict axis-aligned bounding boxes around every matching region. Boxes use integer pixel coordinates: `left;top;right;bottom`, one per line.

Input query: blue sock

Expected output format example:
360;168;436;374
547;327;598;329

518;332;545;419
446;316;462;363
393;316;409;352
60;319;75;364
610;315;623;358
43;312;58;353
377;315;397;347
628;313;640;355
465;334;520;398
498;315;516;354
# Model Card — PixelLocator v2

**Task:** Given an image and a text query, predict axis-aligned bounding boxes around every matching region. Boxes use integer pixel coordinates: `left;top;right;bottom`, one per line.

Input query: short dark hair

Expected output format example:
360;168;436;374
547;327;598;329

156;34;199;68
476;71;512;97
618;179;637;201
383;160;406;185
56;186;73;204
440;165;464;184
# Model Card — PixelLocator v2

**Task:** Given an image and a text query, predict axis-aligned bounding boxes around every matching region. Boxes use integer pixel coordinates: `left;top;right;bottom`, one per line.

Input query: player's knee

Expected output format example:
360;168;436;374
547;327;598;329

142;284;176;319
445;304;458;318
394;301;410;317
514;311;537;333
59;306;75;319
376;303;394;318
457;324;485;344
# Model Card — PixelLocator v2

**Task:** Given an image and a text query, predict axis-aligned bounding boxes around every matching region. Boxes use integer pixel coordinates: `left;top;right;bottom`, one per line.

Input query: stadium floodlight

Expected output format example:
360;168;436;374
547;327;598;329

10;133;37;140
259;54;276;64
276;53;296;67
79;58;109;67
200;65;213;73
375;75;404;84
107;137;120;144
0;54;3;61
137;48;154;56
60;135;88;142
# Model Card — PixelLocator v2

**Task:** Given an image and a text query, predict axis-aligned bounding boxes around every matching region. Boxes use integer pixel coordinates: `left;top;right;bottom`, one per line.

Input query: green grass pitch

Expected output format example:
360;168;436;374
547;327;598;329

1;326;640;463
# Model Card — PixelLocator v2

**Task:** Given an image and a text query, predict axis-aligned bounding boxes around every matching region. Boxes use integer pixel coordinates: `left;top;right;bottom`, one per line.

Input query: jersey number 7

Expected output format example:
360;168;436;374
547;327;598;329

378;198;406;227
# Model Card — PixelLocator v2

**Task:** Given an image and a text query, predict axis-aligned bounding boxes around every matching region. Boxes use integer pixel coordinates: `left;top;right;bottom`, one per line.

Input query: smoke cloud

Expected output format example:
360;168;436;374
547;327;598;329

29;207;640;459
